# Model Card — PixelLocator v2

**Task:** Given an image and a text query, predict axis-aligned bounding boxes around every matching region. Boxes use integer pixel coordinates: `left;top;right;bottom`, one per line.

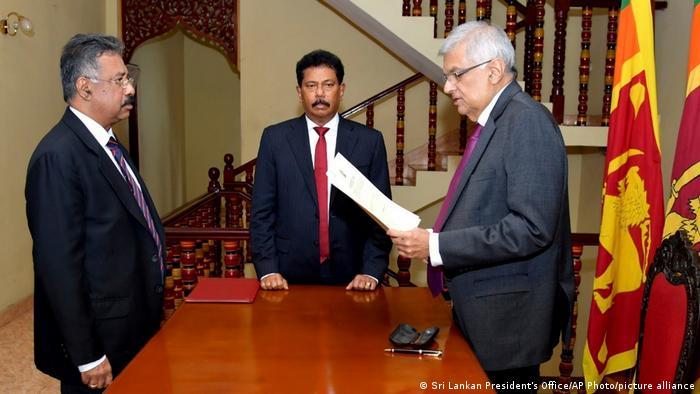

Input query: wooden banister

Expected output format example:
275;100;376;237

340;73;424;119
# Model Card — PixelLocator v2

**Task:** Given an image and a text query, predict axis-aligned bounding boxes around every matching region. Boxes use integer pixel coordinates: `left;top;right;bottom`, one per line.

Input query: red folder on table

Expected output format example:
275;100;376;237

185;278;260;303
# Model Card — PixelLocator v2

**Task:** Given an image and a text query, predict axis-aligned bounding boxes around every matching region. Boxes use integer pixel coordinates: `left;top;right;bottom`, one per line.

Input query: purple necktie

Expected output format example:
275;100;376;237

107;138;163;275
427;124;483;297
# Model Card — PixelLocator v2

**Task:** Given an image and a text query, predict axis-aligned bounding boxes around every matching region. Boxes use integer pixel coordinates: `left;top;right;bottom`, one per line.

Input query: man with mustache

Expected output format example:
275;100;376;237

251;49;391;291
26;34;164;392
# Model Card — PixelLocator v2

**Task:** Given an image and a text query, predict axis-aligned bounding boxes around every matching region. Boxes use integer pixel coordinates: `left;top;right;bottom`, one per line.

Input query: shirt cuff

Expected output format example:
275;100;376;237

362;274;379;284
260;273;277;281
78;355;106;373
428;229;443;266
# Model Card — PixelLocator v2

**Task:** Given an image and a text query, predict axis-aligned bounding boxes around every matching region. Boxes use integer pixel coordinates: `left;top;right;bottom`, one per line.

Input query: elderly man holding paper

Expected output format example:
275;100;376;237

387;22;574;391
250;49;392;291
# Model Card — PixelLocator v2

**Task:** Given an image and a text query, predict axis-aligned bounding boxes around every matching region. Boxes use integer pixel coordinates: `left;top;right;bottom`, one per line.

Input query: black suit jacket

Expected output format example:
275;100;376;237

251;115;392;284
438;82;575;371
25;108;165;383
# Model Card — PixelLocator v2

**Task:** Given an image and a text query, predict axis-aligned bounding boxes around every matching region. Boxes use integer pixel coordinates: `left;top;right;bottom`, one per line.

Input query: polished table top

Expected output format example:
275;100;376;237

107;286;492;393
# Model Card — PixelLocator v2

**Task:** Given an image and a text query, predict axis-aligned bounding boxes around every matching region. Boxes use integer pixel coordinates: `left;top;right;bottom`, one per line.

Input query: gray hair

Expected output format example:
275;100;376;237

439;21;515;75
60;34;124;102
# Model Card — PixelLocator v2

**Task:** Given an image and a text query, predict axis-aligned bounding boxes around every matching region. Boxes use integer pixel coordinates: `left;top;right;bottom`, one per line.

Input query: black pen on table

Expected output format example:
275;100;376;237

384;348;443;357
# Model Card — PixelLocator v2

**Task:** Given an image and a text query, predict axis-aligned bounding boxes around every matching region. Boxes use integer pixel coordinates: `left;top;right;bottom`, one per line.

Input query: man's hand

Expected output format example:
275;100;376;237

387;228;430;260
346;274;378;291
260;273;289;290
81;357;112;390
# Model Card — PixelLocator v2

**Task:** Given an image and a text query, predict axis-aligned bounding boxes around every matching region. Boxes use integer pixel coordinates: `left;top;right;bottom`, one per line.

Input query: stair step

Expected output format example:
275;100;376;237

409;163;448;172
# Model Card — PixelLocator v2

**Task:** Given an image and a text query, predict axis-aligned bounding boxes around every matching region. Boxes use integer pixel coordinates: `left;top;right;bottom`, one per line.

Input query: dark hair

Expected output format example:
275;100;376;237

295;49;344;86
60;33;124;102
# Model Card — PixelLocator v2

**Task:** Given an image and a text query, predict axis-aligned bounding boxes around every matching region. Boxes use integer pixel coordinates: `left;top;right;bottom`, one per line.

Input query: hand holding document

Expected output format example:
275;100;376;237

327;153;420;231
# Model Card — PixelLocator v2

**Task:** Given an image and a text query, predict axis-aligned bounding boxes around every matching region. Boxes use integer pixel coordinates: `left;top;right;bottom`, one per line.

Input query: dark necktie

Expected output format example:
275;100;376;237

314;126;330;263
427;124;484;297
106;137;163;274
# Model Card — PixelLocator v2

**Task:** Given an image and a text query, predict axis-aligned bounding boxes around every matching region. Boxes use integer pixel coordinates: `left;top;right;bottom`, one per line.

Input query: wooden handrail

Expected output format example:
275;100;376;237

161;192;219;226
341;73;424;119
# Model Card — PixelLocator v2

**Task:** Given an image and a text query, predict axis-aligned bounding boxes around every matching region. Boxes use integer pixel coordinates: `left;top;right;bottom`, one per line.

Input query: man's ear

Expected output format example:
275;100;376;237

76;77;92;100
487;59;506;83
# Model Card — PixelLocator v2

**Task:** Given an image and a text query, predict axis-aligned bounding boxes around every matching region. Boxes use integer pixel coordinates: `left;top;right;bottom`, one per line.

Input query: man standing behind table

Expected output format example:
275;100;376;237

388;22;574;392
26;34;164;393
251;49;392;291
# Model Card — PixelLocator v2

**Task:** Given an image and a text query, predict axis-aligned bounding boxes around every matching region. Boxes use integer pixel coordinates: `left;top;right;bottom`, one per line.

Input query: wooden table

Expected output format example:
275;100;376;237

107;286;492;393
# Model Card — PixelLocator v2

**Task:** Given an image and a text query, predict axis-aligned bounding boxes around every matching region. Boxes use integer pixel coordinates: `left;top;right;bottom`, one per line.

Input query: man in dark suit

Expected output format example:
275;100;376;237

25;34;164;393
251;50;391;291
388;22;574;391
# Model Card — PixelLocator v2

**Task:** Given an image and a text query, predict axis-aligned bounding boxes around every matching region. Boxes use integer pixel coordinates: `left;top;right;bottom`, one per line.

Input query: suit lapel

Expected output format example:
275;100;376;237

62;109;150;231
331;118;359;207
285;115;319;208
442;81;521;222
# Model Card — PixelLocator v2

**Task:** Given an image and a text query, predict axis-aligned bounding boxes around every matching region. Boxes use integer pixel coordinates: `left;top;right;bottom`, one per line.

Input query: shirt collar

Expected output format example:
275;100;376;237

305;113;340;131
69;106;116;146
476;83;509;127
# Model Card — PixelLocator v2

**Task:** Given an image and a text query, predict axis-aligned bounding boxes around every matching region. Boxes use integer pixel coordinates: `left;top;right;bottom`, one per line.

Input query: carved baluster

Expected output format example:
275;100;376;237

171;244;183;308
459;116;468;153
244;167;252;185
524;0;535;95
163;247;175;319
366;103;374;128
445;0;454;37
395;86;406;185
550;0;569;124
397;256;412;286
428;81;438;171
476;0;486;21
412;0;422;16
430;0;438;38
163;276;175;320
180;240;197;295
402;0;411;16
223;153;234;190
506;0;517;47
601;7;619;127
577;6;593;126
203;241;213;277
195;243;205;277
458;0;466;25
224;241;243;278
213;194;222;276
232;194;242;227
555;243;583;394
225;194;233;227
531;0;545;102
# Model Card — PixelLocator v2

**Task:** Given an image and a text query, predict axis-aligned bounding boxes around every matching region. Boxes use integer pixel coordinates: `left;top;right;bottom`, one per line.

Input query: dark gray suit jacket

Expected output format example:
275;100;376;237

250;115;391;284
439;81;574;371
26;108;164;383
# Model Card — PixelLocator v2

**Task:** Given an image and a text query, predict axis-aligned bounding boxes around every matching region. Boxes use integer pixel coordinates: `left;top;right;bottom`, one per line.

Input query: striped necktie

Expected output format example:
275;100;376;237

106;137;163;274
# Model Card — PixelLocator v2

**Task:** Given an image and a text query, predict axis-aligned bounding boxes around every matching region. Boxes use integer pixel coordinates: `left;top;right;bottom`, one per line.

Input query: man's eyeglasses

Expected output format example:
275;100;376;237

87;75;137;88
442;59;493;84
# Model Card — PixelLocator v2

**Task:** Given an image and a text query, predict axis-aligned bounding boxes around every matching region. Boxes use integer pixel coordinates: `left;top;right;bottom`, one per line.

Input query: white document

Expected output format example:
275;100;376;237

327;153;421;231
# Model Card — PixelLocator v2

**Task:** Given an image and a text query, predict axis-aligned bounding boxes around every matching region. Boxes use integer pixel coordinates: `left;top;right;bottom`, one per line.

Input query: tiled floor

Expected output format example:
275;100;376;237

0;297;59;393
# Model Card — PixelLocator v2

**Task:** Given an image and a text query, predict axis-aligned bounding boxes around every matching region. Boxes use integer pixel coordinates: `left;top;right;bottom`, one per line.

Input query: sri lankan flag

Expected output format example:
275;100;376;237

583;0;664;389
663;0;700;245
